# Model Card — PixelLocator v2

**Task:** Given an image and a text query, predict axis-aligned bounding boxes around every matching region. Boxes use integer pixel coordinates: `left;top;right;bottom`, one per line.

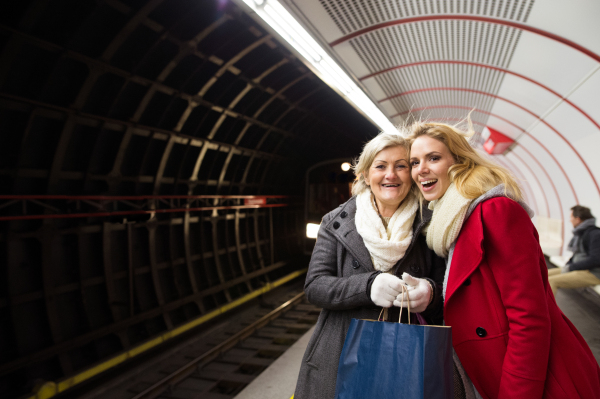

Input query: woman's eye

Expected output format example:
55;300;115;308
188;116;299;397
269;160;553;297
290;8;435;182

430;156;440;161
410;161;419;166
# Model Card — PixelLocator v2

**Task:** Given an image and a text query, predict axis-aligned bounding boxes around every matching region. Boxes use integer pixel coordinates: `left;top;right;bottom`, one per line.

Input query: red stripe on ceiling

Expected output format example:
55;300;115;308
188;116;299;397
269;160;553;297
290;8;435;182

328;15;600;63
398;105;579;203
493;155;539;216
514;144;564;224
506;150;551;219
382;87;600;198
360;60;600;133
511;150;564;255
493;156;539;216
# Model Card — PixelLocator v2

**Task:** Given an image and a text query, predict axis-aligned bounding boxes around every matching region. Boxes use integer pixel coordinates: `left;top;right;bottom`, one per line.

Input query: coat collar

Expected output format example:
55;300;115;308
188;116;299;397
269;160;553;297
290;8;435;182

322;196;431;273
322;196;373;271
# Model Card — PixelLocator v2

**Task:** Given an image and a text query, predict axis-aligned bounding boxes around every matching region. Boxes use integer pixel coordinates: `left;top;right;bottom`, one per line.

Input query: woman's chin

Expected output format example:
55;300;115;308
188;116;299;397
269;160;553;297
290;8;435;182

375;194;407;208
421;190;441;202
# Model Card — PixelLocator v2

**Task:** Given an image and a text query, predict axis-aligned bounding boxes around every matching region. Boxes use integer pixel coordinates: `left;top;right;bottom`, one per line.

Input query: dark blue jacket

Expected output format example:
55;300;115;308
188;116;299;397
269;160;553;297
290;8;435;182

568;224;600;278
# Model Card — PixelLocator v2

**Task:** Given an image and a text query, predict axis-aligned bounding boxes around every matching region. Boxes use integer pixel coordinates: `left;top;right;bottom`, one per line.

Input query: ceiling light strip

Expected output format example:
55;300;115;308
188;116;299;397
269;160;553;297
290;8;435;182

241;0;397;133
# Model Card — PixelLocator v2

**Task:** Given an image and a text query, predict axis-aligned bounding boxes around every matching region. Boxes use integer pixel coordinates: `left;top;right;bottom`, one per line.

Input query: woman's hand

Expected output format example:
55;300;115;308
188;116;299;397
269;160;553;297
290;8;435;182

394;273;432;312
370;273;405;307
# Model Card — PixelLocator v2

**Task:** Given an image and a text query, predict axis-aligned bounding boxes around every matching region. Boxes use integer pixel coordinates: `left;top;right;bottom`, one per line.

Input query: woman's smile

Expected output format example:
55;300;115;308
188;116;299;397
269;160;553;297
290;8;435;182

410;135;455;201
364;146;412;216
419;179;438;192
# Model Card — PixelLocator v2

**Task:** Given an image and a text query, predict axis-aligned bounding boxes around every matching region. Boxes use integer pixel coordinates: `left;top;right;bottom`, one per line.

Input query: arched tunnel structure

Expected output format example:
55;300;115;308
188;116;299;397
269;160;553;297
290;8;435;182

1;0;599;397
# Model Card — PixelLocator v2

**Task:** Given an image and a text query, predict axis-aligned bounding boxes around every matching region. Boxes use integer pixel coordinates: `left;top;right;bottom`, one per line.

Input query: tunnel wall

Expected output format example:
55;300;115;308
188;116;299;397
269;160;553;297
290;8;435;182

0;1;377;396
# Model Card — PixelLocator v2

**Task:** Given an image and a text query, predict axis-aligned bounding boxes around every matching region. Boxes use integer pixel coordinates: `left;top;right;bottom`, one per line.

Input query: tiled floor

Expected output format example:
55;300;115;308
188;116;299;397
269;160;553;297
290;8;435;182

555;288;600;364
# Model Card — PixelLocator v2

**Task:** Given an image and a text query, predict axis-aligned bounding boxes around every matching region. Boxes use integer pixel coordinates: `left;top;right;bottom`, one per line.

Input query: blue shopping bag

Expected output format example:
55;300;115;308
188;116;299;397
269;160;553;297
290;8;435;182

334;311;452;399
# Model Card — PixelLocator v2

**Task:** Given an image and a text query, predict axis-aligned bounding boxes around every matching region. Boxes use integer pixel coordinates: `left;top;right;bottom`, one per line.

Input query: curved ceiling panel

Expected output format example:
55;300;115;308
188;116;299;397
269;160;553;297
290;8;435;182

281;0;600;253
527;0;600;56
493;154;539;215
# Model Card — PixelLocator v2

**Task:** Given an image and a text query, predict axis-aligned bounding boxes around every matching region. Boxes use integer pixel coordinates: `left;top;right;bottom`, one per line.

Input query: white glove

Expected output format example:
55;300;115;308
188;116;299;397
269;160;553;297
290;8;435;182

370;273;404;308
393;273;432;313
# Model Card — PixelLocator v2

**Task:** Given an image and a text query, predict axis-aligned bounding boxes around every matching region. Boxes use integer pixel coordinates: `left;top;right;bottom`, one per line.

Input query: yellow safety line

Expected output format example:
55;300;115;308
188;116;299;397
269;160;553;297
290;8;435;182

28;268;307;399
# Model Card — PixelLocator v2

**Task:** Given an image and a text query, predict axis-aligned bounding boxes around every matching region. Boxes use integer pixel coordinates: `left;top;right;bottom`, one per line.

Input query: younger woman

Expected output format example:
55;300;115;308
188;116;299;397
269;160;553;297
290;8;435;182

405;121;600;398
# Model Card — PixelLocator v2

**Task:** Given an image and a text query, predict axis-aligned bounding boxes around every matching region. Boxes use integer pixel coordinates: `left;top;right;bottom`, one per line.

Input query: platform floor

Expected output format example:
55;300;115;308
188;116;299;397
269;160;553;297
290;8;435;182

234;288;600;399
555;288;600;364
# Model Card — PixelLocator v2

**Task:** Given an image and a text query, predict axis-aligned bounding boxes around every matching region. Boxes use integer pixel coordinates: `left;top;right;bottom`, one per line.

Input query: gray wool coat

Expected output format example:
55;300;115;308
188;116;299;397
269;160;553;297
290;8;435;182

294;195;446;399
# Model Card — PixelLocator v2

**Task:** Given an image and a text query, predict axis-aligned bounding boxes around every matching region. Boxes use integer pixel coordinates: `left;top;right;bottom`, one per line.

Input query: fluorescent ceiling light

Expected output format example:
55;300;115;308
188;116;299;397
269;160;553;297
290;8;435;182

242;0;397;134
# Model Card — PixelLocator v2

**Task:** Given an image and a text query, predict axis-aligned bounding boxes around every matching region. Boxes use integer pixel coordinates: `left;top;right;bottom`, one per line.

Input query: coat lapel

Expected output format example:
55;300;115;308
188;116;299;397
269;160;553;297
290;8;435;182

340;227;374;271
323;197;374;271
445;204;485;303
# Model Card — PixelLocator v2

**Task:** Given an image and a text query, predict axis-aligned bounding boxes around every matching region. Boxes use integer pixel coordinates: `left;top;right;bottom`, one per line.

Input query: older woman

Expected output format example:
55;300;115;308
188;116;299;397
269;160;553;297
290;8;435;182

293;132;446;399
405;121;600;398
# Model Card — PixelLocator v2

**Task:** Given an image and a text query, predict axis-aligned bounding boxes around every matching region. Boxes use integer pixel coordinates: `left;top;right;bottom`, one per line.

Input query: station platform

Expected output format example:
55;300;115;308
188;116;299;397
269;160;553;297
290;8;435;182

234;281;600;399
554;289;600;364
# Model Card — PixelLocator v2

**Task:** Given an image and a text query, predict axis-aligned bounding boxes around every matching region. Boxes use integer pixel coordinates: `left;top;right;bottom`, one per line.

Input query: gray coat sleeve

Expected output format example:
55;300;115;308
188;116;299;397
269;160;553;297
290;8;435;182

568;229;600;271
304;213;379;310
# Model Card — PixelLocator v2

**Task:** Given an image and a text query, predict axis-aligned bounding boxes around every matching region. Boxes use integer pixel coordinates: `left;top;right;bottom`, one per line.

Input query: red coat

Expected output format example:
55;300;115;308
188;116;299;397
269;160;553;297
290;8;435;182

444;197;600;399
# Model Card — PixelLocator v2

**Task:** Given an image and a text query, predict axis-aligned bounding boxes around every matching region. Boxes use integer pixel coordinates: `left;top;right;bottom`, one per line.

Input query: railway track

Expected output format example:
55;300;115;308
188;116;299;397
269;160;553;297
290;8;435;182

78;282;319;399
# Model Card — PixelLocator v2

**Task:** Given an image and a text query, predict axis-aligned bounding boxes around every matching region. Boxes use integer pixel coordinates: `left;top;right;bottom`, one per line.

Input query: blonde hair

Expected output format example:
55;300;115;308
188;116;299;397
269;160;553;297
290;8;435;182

406;120;522;201
351;131;413;196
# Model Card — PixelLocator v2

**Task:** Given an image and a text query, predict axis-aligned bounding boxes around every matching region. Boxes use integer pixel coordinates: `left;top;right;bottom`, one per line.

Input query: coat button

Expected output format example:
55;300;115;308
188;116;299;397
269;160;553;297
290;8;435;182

462;278;471;286
340;211;348;218
410;265;419;273
352;259;360;269
476;327;487;337
333;221;340;229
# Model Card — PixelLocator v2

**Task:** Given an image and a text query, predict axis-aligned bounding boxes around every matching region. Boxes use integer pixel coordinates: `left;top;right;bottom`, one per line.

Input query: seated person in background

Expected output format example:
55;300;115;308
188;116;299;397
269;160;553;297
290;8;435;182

548;205;600;294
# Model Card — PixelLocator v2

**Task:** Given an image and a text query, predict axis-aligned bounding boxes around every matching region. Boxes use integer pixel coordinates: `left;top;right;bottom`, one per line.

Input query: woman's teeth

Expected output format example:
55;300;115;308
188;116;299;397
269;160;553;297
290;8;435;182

421;180;437;187
382;184;399;187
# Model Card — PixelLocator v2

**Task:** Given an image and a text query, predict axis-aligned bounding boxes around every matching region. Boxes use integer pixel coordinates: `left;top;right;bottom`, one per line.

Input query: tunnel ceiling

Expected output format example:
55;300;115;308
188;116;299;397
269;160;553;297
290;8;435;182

0;0;378;199
275;0;600;253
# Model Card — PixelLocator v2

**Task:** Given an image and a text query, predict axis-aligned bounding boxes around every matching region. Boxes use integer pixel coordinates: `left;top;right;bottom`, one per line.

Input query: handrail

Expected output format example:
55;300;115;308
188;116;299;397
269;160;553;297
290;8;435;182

0;195;289;200
0;195;291;221
0;203;288;221
27;269;307;399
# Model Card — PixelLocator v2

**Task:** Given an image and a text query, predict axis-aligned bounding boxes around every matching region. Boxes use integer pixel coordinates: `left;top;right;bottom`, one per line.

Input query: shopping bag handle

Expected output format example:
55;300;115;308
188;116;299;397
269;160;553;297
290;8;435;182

378;284;410;324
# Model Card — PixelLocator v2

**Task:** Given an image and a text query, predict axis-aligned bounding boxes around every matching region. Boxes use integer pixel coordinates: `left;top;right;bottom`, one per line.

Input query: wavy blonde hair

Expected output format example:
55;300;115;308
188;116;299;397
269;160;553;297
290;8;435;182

406;120;522;201
351;131;415;197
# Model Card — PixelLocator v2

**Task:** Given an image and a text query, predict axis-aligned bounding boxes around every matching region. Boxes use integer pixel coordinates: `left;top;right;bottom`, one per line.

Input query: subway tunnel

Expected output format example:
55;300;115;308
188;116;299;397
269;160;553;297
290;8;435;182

1;0;599;398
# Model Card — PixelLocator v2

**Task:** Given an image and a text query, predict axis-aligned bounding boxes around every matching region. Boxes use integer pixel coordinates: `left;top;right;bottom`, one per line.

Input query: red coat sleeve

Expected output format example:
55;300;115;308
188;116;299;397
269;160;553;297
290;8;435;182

481;198;551;398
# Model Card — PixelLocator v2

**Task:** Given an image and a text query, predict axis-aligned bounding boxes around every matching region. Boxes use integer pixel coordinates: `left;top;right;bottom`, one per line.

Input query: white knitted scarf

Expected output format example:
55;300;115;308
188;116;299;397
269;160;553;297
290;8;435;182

355;189;418;272
426;183;472;258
